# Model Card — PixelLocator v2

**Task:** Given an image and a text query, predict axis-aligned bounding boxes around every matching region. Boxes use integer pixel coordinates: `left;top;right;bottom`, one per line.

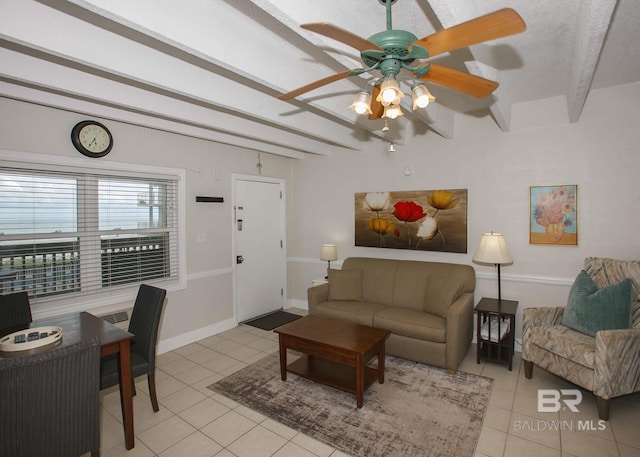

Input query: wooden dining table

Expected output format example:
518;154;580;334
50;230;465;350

0;311;136;450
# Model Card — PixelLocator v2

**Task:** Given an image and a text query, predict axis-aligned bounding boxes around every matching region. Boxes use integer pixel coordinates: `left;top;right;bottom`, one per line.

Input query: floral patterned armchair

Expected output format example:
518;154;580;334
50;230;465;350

522;257;640;420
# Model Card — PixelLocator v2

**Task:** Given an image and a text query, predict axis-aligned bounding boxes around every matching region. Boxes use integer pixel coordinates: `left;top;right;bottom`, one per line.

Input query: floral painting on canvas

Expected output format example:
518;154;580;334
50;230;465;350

355;189;467;253
530;185;578;245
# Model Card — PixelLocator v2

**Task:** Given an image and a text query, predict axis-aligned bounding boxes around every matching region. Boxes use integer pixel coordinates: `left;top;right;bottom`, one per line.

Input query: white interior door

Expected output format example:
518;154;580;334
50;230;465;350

233;176;285;322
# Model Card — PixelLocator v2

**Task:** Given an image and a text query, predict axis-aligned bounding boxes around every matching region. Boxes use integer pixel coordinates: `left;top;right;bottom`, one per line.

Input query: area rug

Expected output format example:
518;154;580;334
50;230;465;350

209;352;493;457
243;311;302;331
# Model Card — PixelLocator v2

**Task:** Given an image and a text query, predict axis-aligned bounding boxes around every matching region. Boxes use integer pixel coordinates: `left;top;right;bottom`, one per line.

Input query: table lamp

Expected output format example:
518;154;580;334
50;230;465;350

472;231;513;301
320;244;338;279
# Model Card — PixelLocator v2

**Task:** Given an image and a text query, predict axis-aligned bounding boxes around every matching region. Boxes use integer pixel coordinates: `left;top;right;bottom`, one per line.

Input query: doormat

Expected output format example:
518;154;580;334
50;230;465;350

243;311;302;331
209;352;493;457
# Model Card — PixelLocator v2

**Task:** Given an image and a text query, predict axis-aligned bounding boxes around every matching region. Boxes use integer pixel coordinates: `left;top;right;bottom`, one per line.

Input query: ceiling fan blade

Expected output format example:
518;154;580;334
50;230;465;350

421;63;498;98
278;70;355;100
368;85;384;120
301;23;384;52
413;8;525;58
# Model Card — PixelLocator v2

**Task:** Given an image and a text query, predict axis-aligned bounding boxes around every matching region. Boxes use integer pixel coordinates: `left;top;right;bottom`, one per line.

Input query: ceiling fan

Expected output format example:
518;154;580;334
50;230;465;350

278;0;526;120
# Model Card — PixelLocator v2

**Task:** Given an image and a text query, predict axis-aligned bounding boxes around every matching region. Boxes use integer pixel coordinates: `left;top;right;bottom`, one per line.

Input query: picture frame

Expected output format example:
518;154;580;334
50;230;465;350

529;185;577;245
355;189;467;253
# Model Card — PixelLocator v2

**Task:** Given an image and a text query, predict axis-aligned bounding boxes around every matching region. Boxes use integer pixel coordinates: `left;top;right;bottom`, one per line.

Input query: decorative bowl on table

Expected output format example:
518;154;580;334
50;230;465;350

0;326;63;352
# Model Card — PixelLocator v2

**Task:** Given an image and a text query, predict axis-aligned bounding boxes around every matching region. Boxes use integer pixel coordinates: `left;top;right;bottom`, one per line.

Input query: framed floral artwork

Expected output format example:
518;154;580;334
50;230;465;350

355;189;467;253
530;185;577;245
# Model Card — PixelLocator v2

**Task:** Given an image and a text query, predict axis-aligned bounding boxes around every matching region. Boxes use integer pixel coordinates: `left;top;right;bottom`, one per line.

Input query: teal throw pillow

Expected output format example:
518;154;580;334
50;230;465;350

561;270;632;337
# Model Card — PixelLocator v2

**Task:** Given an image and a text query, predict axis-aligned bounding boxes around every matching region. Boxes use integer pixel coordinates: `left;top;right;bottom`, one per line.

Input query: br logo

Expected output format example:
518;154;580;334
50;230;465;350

537;389;582;413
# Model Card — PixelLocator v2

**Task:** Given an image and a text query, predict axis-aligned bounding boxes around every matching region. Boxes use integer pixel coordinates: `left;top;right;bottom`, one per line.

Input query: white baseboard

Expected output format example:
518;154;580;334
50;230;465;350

158;301;307;355
157;317;236;354
286;298;308;310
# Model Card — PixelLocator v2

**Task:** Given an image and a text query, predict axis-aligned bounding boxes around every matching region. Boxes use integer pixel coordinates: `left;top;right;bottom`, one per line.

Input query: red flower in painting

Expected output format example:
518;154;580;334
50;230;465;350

393;201;426;223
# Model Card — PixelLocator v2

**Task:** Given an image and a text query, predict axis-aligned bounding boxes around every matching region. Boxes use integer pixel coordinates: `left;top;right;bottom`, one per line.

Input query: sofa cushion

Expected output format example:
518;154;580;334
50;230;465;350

424;275;464;318
561;270;632;337
328;269;363;302
315;301;388;327
374;307;446;343
530;325;595;369
392;262;430;311
342;258;398;306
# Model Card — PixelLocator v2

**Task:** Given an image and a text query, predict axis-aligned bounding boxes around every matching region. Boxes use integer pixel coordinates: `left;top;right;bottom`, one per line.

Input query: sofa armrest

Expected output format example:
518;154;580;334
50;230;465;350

522;306;565;361
445;292;474;372
593;328;640;399
307;283;329;315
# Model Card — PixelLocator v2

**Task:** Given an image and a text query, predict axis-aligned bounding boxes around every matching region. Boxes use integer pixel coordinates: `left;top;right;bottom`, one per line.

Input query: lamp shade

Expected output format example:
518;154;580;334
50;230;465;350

320;244;338;261
472;232;513;265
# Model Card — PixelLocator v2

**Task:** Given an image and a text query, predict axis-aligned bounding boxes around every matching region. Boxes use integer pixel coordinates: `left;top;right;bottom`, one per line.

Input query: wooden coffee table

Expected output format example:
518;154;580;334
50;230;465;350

275;315;390;408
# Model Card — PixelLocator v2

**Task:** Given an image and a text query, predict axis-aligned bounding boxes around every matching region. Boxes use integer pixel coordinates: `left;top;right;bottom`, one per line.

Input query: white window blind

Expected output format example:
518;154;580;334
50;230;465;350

0;166;179;301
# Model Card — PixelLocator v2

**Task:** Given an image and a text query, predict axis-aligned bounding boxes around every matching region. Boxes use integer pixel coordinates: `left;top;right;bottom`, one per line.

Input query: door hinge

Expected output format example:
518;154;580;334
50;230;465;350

281;288;284;296
280;239;283;248
280;190;282;199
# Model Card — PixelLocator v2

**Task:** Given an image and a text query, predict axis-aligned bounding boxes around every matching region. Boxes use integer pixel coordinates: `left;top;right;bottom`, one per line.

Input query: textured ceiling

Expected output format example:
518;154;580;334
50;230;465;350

0;0;638;159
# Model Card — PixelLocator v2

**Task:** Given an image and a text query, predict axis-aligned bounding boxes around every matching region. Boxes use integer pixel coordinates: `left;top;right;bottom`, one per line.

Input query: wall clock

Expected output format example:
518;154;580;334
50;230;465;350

71;120;113;158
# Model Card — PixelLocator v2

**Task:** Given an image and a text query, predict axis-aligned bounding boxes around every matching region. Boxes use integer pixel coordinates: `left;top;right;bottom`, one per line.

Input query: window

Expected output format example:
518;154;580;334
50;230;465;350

0;163;181;303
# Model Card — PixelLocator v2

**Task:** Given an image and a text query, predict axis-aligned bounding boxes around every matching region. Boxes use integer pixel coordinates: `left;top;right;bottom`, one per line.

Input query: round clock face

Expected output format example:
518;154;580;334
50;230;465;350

71;120;113;158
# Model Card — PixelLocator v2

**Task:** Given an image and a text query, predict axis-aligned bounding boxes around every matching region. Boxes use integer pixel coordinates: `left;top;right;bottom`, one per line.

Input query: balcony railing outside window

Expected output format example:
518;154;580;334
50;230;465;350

0;240;79;297
0;165;180;304
101;234;169;287
0;235;170;298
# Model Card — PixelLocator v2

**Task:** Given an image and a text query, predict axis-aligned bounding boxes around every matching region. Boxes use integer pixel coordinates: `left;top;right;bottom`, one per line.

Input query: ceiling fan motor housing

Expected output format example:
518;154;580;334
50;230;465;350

379;59;401;77
364;29;420;71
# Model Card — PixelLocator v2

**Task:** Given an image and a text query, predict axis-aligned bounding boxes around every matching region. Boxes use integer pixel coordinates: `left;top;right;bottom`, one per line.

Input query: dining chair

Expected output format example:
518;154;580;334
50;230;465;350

0;291;32;332
100;284;166;412
0;336;101;457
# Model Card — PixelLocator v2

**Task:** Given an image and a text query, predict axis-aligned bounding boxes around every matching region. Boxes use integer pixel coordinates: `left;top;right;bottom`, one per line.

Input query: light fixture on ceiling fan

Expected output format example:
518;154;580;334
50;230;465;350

348;76;434;119
278;0;526;122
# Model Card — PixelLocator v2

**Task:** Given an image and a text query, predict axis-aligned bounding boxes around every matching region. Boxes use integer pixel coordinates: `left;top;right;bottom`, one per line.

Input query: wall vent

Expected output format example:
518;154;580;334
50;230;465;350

99;310;130;329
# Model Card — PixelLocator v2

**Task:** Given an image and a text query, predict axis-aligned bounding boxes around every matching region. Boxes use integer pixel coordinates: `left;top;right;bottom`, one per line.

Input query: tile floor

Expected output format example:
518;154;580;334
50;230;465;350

95;309;640;457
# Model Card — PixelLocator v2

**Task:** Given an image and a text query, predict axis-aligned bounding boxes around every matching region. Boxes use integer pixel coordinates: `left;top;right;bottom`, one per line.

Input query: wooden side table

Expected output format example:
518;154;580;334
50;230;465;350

475;297;518;371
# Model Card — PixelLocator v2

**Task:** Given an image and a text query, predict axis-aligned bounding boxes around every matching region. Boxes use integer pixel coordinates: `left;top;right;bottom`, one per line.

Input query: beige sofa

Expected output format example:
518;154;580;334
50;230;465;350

307;257;476;373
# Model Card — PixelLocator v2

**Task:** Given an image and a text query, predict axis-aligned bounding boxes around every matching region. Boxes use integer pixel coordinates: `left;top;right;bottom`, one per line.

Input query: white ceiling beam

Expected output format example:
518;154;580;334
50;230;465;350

426;2;515;132
0;47;335;158
41;0;380;148
416;102;455;139
566;0;617;123
468;61;510;132
0;80;308;160
6;0;365;153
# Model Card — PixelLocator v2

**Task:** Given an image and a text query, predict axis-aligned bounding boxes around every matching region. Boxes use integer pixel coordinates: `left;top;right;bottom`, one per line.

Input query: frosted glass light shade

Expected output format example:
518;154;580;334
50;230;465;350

383;104;404;119
348;91;373;115
412;84;436;109
377;78;404;106
472;232;513;265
